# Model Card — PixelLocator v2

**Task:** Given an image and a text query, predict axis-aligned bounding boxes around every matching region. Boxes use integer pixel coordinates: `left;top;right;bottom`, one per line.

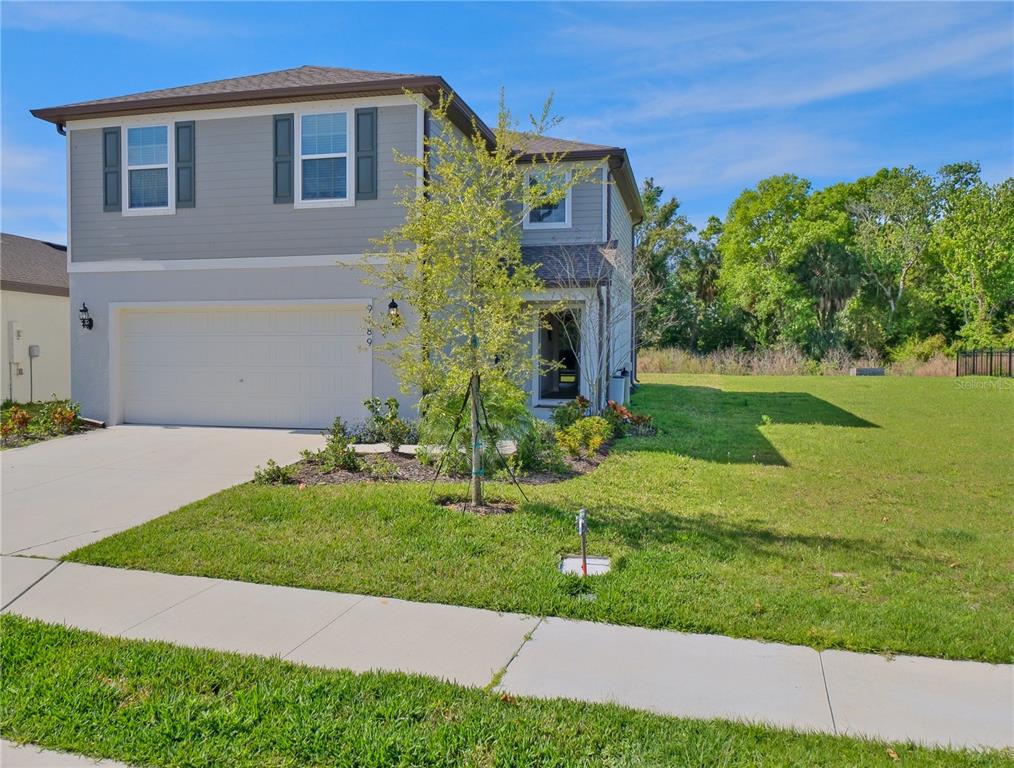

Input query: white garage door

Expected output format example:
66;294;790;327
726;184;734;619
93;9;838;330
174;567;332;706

119;303;372;429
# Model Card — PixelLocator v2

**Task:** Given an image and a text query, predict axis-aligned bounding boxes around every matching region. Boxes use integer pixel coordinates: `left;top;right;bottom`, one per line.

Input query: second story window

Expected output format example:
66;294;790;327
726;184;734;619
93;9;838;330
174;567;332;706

525;169;571;229
126;126;171;211
298;111;350;206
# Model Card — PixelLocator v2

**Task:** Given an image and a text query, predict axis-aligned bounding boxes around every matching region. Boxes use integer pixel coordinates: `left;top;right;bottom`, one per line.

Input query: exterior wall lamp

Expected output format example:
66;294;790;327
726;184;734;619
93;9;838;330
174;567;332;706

387;300;400;320
79;303;94;330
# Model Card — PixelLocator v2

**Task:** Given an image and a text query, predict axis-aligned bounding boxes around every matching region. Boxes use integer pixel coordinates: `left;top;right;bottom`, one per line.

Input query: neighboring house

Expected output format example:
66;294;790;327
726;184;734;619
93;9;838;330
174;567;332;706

1;233;71;403
31;66;642;429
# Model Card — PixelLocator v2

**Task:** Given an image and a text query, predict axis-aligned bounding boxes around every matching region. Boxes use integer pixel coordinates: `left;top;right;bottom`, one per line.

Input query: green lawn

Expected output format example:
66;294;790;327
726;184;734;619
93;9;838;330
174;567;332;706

1;616;1004;768
69;375;1014;662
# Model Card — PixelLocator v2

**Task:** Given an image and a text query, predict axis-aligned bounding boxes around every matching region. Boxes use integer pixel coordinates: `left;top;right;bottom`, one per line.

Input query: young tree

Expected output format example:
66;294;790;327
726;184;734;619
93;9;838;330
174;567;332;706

365;92;591;507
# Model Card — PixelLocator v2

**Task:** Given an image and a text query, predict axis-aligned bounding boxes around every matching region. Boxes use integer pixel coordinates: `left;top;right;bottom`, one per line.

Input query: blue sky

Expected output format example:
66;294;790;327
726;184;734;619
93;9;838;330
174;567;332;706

2;1;1011;243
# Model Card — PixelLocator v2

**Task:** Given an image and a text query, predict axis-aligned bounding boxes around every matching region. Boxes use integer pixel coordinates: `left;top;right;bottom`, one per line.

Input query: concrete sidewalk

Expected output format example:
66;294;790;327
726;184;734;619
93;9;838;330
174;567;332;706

1;740;132;767
2;556;1011;752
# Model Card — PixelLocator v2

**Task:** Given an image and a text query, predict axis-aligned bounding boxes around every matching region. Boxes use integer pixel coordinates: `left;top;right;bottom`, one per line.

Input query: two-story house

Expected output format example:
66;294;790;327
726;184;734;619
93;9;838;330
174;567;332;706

32;66;642;429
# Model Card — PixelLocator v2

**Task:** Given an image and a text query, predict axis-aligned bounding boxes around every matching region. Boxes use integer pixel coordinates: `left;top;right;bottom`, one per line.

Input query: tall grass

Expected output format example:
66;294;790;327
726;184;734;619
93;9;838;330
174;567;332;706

637;347;953;376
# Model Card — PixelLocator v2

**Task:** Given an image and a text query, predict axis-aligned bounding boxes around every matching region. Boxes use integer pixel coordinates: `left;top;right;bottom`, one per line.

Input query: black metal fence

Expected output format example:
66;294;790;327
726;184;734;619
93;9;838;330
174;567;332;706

956;349;1014;377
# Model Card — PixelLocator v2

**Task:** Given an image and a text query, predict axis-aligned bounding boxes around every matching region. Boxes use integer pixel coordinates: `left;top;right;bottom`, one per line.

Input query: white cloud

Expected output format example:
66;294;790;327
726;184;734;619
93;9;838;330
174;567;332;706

2;2;236;42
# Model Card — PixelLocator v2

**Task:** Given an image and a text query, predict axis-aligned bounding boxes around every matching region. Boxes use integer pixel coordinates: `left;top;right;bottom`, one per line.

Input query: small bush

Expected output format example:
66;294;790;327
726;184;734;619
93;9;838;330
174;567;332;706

303;417;363;472
359;397;416;451
603;401;630;437
49;402;80;434
4;406;31;436
509;418;567;475
551;395;589;430
556;416;612;458
366;456;399;480
253;459;295;485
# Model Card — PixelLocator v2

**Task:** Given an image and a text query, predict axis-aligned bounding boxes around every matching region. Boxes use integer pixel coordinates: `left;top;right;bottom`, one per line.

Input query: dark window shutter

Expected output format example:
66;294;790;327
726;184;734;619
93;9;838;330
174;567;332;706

355;107;377;201
102;127;121;212
175;121;196;208
273;113;294;204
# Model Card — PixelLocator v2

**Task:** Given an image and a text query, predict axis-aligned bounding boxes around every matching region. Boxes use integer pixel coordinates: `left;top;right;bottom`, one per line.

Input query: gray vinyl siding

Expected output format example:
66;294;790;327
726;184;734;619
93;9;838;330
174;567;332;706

69;105;417;262
608;176;635;374
609;178;633;260
520;171;603;247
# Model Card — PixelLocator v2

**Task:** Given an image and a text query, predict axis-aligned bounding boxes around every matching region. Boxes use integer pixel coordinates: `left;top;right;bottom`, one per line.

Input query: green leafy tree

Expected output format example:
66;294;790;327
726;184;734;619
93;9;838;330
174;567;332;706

848;167;936;341
790;182;863;354
933;173;1014;347
634;179;694;346
718;175;817;348
365;93;591;506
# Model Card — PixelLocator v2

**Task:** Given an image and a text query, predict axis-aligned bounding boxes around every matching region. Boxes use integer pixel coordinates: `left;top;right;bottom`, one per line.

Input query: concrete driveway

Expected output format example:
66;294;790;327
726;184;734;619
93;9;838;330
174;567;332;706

1;426;323;558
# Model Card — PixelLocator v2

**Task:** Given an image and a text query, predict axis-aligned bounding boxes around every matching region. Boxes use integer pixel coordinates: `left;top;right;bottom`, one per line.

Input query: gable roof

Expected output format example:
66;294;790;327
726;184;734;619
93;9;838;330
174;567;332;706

32;65;495;145
0;233;69;296
31;65;641;222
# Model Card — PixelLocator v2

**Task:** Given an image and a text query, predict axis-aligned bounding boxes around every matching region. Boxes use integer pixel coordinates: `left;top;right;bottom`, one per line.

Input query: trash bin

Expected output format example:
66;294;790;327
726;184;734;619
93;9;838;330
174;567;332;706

608;367;630;405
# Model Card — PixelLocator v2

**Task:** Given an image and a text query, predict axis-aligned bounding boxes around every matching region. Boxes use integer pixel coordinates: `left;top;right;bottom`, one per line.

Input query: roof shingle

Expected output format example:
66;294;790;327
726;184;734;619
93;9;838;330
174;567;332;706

1;233;69;296
521;242;618;287
51;65;427;110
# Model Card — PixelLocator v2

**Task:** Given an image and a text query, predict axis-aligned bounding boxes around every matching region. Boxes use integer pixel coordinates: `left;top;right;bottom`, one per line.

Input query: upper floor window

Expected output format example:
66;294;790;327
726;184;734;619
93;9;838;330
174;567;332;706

298;111;350;206
525;169;571;230
126;126;170;210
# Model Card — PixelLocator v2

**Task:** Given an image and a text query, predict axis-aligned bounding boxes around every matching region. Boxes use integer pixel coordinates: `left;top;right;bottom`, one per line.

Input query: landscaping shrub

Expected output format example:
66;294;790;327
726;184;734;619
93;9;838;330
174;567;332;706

302;417;363;472
3;406;31;437
365;455;398;480
417;378;528;477
556;415;612;458
508;417;567;475
38;400;80;434
603;401;630;437
252;459;294;485
550;395;589;430
358;397;416;450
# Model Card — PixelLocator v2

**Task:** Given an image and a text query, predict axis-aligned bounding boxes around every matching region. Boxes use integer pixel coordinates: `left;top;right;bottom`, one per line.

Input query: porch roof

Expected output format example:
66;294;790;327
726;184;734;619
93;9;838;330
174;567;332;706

521;242;618;287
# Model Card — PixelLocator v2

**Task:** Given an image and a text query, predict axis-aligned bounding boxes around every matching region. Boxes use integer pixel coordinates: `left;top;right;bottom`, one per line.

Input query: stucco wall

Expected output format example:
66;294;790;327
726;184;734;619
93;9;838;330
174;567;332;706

1;290;71;402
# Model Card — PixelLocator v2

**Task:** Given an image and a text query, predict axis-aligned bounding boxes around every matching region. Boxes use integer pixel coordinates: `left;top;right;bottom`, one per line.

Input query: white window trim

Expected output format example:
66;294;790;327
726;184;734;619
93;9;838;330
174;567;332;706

122;123;175;217
523;169;572;230
295;107;355;209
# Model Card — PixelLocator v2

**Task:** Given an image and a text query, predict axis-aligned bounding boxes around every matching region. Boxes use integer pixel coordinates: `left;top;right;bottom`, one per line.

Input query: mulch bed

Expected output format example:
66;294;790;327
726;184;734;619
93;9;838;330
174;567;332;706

291;446;610;487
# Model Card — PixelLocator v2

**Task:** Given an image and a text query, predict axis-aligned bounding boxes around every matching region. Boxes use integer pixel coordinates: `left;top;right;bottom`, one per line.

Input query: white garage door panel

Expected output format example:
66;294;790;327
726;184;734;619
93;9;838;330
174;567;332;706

119;305;372;429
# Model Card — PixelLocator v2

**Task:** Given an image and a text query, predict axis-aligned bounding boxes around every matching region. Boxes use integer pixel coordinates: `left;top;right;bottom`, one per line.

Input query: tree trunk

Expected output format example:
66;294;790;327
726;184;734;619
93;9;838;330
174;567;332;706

469;373;483;507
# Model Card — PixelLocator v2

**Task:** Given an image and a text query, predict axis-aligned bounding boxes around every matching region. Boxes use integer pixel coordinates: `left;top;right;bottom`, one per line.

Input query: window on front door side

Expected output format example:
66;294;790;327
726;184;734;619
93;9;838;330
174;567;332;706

300;112;348;202
127;126;169;209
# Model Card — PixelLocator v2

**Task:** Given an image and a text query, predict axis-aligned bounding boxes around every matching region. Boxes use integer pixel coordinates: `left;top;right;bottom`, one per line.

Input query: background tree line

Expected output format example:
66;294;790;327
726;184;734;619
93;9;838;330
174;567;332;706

636;163;1014;362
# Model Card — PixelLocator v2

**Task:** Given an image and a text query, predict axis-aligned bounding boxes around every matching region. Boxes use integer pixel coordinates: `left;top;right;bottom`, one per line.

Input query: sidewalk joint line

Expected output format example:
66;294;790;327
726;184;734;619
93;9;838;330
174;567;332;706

115;580;222;637
818;651;838;735
1;559;62;611
281;595;369;659
487;615;544;691
4;525;124;556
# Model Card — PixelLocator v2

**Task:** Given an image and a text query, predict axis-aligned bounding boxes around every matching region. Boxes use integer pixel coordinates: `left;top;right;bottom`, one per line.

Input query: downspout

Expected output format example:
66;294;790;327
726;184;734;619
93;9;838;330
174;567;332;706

631;221;637;387
598;279;609;412
56;122;66;136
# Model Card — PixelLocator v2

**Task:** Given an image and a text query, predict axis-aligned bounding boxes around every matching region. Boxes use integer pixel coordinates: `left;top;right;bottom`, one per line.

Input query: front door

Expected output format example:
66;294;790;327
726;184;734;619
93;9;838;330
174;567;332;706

538;309;580;401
